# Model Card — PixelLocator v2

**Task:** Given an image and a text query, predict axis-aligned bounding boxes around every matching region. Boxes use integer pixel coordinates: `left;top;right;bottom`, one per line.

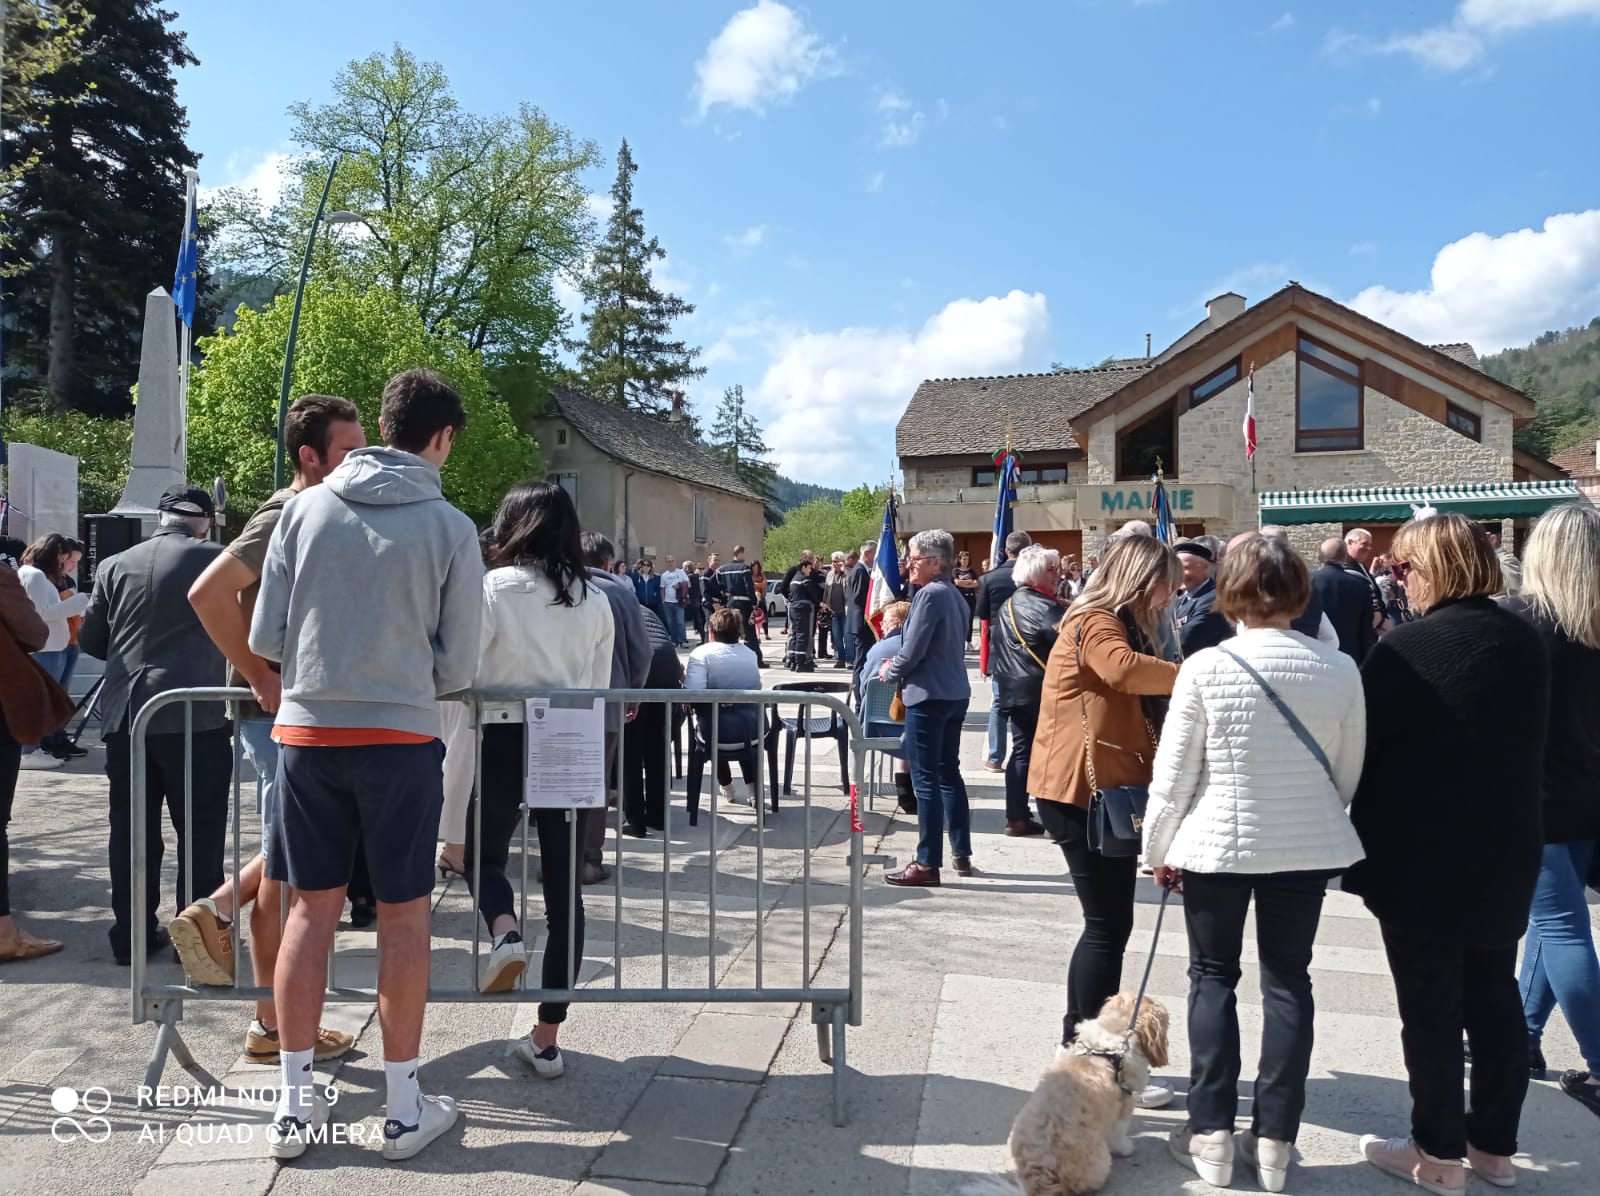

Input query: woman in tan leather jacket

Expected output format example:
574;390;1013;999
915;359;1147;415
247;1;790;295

1026;534;1180;1105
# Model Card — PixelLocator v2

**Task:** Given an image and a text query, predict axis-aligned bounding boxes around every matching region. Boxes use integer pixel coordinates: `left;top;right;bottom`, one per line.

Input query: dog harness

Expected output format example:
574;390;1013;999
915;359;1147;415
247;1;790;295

1063;1040;1140;1096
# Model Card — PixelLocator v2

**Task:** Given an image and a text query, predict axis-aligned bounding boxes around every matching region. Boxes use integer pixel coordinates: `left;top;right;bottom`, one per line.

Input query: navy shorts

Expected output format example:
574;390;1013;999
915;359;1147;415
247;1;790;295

267;740;445;904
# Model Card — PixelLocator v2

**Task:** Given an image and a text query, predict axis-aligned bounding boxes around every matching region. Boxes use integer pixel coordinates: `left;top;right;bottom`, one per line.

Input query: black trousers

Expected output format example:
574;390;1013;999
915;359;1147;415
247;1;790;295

685;740;759;823
1380;922;1528;1159
1182;870;1330;1142
999;704;1038;823
1037;800;1137;1044
0;706;20;918
623;701;670;828
729;598;764;664
464;724;587;1024
104;725;232;956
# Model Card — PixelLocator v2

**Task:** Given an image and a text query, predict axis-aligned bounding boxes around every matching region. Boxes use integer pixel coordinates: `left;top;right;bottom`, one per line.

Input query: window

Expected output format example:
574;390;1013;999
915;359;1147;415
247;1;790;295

1296;334;1363;451
694;494;710;543
971;463;1070;486
1116;398;1178;480
1189;359;1240;408
972;468;996;486
1446;402;1481;441
555;428;568;446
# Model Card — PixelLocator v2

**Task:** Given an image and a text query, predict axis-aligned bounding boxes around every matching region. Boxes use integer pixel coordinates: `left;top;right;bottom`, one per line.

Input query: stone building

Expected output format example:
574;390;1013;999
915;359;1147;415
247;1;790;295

1551;440;1600;505
533;388;766;567
897;285;1580;561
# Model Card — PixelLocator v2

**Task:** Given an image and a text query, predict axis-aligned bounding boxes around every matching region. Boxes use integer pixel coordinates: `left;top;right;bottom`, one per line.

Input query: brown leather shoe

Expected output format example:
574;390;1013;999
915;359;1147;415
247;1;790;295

0;926;63;963
1006;818;1046;838
953;856;974;876
885;863;941;887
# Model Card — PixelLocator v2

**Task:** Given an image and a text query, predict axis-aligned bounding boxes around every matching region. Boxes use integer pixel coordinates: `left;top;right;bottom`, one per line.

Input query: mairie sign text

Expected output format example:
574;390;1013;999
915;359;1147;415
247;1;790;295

1099;487;1195;514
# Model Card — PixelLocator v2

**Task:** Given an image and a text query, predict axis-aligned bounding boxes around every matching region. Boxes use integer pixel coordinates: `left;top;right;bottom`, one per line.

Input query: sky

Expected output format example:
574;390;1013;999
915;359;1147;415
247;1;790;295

170;0;1600;489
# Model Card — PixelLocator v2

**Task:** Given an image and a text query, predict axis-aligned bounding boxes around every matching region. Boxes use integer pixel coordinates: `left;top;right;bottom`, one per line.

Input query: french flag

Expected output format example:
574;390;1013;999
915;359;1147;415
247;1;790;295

1243;366;1257;460
866;495;904;635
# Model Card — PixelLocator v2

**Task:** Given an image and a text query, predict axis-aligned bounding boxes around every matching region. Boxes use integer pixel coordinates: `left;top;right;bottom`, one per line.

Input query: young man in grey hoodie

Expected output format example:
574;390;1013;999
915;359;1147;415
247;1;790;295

249;368;484;1162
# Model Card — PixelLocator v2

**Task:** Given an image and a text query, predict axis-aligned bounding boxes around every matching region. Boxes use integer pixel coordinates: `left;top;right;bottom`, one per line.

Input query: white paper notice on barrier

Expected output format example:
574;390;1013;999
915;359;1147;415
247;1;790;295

522;698;606;809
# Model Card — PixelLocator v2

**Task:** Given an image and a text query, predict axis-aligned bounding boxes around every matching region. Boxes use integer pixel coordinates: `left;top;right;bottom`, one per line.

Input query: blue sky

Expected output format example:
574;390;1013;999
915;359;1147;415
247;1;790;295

171;0;1600;488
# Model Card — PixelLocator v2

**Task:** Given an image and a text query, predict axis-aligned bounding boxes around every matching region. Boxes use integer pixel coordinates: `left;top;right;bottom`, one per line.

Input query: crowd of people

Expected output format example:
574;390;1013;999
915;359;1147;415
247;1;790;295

1;367;1596;1183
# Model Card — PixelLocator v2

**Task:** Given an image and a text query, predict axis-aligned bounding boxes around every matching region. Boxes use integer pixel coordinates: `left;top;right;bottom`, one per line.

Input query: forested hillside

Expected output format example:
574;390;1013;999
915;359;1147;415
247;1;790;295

1482;318;1600;457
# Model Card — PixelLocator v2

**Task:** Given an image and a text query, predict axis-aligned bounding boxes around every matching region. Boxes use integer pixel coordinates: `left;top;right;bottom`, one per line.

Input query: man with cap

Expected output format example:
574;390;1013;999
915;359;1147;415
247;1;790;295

1172;540;1230;654
80;485;229;967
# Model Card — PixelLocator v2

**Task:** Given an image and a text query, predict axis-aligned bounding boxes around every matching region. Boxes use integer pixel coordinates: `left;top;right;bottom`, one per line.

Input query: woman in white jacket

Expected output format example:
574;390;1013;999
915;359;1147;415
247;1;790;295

1145;534;1366;1193
450;482;614;1081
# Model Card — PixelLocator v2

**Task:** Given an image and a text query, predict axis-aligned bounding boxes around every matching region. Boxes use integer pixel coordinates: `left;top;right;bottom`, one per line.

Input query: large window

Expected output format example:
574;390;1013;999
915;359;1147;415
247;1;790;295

1190;358;1240;408
1117;399;1177;480
971;463;1070;486
1446;402;1482;442
1296;334;1362;451
694;494;710;543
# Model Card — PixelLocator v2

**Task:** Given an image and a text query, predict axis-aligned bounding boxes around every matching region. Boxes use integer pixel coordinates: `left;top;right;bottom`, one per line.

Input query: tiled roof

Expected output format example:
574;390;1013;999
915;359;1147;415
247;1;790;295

546;388;762;502
895;365;1153;457
1430;343;1483;371
1550;443;1600;476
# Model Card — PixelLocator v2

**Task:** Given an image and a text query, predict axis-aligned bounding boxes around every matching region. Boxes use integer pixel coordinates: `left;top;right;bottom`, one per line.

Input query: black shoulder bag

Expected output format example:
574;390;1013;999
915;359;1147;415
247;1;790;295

1076;625;1157;857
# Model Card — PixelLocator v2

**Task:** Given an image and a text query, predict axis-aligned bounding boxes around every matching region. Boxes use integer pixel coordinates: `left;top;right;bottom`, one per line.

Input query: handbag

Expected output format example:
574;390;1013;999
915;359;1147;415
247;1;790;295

1075;626;1155;858
889;686;906;722
1216;647;1336;786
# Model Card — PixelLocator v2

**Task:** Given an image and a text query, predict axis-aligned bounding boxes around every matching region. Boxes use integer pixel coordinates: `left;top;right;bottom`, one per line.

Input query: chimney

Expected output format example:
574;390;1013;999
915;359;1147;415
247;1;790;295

665;390;694;440
1145;332;1152;359
1206;292;1247;328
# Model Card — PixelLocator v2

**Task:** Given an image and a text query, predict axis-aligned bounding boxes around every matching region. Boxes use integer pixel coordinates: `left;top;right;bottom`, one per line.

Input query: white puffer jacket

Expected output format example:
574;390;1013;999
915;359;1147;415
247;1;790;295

1142;628;1367;875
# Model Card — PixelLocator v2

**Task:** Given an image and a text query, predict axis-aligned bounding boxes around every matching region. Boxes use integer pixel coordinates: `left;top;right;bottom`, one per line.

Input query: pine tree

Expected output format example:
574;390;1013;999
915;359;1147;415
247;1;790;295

710;384;778;510
573;139;704;413
2;0;200;414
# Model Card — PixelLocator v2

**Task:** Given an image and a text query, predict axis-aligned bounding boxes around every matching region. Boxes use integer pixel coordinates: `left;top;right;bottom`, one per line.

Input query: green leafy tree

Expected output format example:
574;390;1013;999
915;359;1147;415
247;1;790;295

573;139;703;413
0;0;94;228
709;384;778;512
210;45;597;379
188;283;540;525
0;397;131;513
763;485;889;572
2;0;200;414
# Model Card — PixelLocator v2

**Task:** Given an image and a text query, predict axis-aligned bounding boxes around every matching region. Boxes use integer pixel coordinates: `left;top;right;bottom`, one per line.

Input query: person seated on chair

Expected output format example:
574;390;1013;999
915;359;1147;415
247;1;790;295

685;608;762;816
858;600;915;814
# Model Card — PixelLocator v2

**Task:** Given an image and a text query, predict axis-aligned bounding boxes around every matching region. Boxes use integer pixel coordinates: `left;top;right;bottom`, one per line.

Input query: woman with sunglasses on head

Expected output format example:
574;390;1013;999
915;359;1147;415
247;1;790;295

1345;514;1550;1193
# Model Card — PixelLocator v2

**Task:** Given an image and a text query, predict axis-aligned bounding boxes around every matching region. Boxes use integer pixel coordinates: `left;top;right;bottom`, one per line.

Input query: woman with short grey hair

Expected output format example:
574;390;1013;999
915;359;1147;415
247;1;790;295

1011;545;1061;589
878;529;974;886
992;545;1064;837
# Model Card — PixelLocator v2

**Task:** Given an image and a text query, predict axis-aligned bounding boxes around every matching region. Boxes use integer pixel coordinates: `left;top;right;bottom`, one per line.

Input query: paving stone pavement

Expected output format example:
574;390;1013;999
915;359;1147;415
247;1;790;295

1;646;1597;1195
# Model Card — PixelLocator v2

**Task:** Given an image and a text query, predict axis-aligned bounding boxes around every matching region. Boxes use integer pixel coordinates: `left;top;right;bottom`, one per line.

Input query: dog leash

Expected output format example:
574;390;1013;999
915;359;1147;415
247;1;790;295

1126;881;1174;1036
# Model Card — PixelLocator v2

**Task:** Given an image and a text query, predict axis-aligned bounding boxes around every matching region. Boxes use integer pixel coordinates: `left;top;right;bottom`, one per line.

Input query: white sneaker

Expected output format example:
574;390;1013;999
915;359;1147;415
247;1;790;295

268;1091;329;1160
19;753;63;770
1135;1082;1174;1109
1170;1128;1235;1188
381;1093;458;1161
1360;1135;1465;1196
1239;1130;1292;1193
510;1036;565;1079
479;934;527;993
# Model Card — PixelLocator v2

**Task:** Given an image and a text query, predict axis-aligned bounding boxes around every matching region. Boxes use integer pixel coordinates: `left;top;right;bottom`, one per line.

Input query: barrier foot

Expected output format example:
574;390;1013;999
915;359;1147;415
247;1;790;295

139;1000;217;1107
830;1003;849;1127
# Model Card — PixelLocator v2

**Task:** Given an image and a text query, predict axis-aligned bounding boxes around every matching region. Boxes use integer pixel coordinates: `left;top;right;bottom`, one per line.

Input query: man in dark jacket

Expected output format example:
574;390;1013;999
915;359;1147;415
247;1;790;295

1173;541;1231;655
1314;538;1380;662
847;542;875;691
80;486;229;965
974;530;1031;770
715;545;763;665
622;608;683;837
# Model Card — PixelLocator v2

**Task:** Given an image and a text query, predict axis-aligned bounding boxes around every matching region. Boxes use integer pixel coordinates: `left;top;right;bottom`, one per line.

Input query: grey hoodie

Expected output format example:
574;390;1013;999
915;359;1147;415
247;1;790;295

249;445;484;738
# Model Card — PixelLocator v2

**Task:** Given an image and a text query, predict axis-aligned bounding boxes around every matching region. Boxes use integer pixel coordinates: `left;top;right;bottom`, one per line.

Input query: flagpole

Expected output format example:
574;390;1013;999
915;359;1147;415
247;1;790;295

177;166;199;471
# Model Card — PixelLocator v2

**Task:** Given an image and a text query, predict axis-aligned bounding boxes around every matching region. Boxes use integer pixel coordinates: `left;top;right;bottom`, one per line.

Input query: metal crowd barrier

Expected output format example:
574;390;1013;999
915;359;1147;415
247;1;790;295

130;686;869;1125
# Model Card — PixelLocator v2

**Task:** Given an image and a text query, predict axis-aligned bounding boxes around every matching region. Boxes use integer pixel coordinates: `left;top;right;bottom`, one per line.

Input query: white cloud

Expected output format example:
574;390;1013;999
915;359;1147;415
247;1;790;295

585;192;615;223
1351;0;1600;70
198;149;295;207
1460;0;1600;32
692;1;841;117
876;88;927;147
865;170;886;194
723;224;769;254
1271;12;1295;31
1348;209;1600;354
1375;26;1486;69
747;291;1051;482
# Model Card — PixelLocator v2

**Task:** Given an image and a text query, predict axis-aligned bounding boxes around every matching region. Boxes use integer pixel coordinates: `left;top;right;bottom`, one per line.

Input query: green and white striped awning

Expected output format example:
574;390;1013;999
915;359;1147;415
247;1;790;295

1258;480;1585;526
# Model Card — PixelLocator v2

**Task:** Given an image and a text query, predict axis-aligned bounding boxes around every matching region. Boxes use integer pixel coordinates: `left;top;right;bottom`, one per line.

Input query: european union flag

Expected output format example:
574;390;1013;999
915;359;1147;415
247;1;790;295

172;203;199;328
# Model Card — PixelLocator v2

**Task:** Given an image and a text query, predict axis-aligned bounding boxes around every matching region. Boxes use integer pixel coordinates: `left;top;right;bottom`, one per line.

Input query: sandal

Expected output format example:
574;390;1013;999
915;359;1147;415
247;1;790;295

437;849;467;880
0;928;64;963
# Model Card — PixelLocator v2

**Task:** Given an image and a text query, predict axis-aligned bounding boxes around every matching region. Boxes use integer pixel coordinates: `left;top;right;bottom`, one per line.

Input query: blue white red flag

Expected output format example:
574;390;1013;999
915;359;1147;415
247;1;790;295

866;495;904;634
989;450;1018;566
1151;473;1174;545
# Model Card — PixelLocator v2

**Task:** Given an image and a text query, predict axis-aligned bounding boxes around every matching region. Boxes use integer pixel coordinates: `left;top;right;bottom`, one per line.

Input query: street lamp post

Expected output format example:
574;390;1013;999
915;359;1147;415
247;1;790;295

272;156;362;488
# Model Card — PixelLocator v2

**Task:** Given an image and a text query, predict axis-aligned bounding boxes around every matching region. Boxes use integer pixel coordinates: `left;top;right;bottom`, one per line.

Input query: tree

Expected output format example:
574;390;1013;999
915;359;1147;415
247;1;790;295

210;46;597;375
0;1;93;230
573;139;703;413
709;384;777;512
762;485;889;572
187;282;540;525
0;397;131;514
2;0;199;414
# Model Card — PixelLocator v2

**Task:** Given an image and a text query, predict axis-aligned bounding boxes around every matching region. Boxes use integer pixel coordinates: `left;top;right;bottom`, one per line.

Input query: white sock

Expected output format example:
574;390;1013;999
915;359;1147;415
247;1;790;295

384;1057;422;1126
276;1048;315;1121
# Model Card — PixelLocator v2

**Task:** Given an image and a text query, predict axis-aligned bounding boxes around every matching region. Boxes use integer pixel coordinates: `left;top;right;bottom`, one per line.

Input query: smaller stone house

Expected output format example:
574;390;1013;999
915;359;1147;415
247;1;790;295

533;388;766;567
1551;440;1600;505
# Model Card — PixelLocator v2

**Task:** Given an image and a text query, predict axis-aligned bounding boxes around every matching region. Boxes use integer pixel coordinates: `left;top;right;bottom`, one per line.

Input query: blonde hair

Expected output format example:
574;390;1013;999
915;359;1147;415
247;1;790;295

880;599;913;632
1522;503;1600;651
1391;514;1500;608
1068;535;1181;639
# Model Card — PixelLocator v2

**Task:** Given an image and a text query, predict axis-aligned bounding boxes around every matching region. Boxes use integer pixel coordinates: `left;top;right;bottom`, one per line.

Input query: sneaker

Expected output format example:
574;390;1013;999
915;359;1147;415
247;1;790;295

347;896;376;928
1239;1130;1292;1193
480;933;527;993
1170;1128;1235;1188
381;1092;458;1161
1359;1135;1465;1196
244;1021;355;1064
1560;1070;1600;1119
268;1090;330;1160
982;760;1005;773
19;753;63;770
1466;1144;1517;1188
580;861;612;885
1135;1082;1174;1109
169;898;234;985
50;744;88;759
510;1037;565;1079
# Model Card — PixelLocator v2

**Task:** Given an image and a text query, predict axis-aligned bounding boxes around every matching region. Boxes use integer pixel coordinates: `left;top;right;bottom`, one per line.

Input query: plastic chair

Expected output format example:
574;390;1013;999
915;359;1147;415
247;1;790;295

770;681;851;795
857;677;905;814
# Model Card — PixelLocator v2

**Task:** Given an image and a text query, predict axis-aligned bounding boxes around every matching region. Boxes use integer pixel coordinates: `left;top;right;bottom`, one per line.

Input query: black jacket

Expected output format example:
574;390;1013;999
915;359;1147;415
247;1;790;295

1312;561;1379;662
640;608;684;690
1344;597;1550;946
1175;577;1230;655
974;561;1018;658
1503;596;1600;843
700;567;724;610
786;567;823;608
716;559;756;604
991;586;1065;710
846;560;872;621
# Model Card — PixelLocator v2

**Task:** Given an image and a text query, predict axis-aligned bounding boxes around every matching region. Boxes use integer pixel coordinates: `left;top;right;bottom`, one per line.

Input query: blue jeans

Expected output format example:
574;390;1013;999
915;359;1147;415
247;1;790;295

25;650;70;752
1520;838;1600;1071
986;676;1004;765
902;697;972;869
237;720;280;866
835;619;855;664
663;603;687;645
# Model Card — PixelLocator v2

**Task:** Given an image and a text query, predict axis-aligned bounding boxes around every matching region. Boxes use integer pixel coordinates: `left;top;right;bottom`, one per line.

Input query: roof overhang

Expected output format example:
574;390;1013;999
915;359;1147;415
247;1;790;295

1258;480;1583;526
